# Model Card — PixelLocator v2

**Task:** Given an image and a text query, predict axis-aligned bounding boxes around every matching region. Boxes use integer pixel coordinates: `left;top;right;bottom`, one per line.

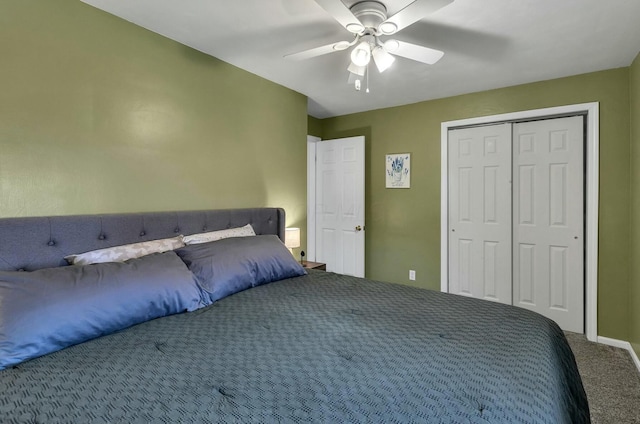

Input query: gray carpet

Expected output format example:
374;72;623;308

565;333;640;423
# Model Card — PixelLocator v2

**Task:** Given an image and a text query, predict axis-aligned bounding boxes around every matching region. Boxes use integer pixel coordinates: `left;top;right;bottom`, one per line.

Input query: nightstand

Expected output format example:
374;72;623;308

302;261;326;271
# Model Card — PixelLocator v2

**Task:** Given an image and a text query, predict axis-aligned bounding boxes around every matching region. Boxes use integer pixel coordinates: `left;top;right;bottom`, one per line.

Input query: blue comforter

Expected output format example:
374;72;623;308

0;271;589;423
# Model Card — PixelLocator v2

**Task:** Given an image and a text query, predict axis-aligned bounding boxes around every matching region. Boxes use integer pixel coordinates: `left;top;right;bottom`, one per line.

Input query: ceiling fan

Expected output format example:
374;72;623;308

285;0;453;89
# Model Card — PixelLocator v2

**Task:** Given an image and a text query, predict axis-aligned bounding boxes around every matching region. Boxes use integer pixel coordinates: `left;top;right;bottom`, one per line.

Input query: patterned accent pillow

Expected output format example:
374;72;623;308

182;224;256;245
64;236;185;266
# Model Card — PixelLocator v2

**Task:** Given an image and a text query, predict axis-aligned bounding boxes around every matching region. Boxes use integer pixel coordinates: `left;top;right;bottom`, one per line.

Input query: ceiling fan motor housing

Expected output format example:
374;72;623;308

351;1;388;29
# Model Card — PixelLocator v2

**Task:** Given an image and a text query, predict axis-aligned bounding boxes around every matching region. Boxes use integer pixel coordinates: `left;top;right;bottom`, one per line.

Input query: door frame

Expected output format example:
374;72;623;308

440;102;600;342
307;135;321;261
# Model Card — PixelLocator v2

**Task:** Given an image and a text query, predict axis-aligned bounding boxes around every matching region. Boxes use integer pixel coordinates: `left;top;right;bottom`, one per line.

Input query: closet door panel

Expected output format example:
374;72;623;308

512;116;584;333
448;124;512;304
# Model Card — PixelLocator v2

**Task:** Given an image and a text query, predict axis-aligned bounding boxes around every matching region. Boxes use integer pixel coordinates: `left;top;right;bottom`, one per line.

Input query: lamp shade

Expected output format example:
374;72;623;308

285;227;301;249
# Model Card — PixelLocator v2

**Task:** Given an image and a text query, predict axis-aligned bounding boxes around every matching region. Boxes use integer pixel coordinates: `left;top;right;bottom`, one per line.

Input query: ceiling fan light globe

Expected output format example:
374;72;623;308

351;41;371;66
347;62;367;76
351;50;370;66
372;46;395;72
379;22;397;35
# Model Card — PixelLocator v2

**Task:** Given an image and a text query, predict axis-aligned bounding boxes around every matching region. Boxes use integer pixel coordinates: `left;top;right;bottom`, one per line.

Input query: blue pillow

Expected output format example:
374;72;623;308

0;251;203;370
175;234;306;305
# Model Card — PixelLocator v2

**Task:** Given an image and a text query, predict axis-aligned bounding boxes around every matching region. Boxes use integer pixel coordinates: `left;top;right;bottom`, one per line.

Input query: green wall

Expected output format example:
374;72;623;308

320;69;631;340
0;0;308;252
308;116;323;138
630;53;640;356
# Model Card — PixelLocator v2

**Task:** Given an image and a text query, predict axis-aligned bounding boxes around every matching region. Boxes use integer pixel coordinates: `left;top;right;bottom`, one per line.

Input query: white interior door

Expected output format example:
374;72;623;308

315;136;365;277
512;116;584;333
448;124;513;304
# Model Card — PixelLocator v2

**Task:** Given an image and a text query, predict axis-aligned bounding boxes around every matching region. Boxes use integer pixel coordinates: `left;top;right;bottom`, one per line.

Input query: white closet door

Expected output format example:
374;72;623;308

512;116;584;333
448;124;513;304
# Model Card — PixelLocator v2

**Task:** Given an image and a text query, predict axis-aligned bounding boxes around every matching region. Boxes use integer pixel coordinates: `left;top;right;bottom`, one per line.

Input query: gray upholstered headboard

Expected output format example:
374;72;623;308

0;208;285;272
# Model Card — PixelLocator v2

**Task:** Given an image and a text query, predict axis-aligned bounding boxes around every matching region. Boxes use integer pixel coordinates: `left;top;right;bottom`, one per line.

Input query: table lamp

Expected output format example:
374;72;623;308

284;227;300;255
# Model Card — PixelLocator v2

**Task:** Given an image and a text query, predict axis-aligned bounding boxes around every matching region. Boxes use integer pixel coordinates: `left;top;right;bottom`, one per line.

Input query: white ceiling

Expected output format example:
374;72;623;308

81;0;640;118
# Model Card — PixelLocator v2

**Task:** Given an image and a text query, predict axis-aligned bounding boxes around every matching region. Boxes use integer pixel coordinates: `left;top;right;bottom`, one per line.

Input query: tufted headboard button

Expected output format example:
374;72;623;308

202;226;207;232
17;268;25;272
139;231;146;237
174;227;180;233
98;234;106;240
47;240;56;247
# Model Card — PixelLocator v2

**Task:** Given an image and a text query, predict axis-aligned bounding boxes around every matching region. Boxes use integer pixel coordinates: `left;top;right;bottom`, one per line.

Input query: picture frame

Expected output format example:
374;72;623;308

386;153;411;188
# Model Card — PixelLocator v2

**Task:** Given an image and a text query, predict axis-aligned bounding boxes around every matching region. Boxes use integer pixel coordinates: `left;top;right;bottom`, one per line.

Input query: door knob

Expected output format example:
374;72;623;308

355;225;362;231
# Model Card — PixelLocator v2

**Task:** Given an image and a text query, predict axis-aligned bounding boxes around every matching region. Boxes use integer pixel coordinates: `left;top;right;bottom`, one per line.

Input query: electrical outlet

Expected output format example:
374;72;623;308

409;270;416;281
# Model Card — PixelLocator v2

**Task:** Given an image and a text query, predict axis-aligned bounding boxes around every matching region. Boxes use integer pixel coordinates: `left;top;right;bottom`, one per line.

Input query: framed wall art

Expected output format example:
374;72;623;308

386;153;411;188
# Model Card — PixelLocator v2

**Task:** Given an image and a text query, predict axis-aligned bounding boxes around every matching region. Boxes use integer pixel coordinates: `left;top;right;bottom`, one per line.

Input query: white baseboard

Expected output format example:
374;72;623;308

597;336;640;373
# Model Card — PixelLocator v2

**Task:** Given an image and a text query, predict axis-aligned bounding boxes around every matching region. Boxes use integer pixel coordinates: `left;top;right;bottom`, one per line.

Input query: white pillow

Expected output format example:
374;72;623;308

182;224;256;245
65;236;185;266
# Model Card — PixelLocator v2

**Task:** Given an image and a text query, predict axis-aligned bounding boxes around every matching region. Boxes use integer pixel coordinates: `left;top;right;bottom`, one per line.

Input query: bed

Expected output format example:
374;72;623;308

0;208;590;423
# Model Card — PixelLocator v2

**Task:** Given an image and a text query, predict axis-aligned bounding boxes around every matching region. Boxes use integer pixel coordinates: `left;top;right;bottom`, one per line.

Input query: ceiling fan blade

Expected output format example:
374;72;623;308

386;40;444;65
379;0;453;34
314;0;364;33
285;41;349;61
